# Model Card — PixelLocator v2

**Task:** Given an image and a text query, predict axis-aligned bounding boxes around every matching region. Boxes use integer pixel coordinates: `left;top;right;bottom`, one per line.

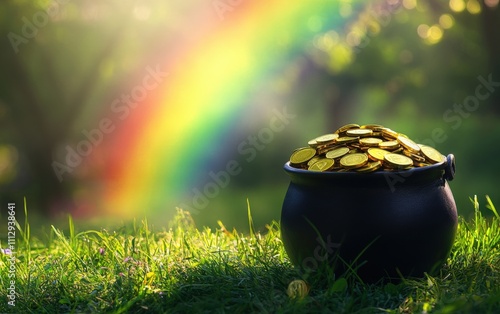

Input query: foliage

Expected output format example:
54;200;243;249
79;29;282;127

0;1;499;224
1;196;499;313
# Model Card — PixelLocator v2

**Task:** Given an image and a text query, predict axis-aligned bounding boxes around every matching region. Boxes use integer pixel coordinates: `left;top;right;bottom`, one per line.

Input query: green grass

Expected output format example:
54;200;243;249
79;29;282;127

1;196;499;313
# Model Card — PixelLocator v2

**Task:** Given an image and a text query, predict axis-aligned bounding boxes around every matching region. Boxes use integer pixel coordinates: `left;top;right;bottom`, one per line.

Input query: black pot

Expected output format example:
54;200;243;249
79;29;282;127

280;154;458;282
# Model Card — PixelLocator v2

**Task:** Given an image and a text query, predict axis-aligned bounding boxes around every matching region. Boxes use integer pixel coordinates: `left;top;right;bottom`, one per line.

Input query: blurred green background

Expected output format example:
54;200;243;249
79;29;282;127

0;0;499;233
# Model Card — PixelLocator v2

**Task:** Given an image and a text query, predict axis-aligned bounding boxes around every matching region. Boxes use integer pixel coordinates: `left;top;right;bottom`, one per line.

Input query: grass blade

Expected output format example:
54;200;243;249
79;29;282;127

486;195;500;219
247;198;255;238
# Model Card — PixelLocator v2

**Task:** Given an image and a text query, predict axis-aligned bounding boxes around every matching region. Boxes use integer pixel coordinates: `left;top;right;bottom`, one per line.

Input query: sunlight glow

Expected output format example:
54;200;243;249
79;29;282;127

327;45;353;74
133;5;151;20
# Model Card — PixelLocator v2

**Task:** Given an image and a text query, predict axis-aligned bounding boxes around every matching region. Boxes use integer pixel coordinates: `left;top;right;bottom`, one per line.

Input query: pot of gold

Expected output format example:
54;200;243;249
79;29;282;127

280;124;457;282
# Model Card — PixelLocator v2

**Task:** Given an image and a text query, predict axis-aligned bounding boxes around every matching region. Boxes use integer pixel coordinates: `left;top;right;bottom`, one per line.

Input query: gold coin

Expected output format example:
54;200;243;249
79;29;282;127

381;128;399;139
316;143;341;155
307;156;321;166
392;147;404;154
308;158;335;171
384;153;413;169
420;145;445;164
414;161;432;167
397;135;421;154
403;150;426;163
336;136;359;144
290;147;316;165
325;146;350;159
314;133;339;144
360;124;384;131
307;139;318;148
340;153;368;169
288;124;449;173
367;148;390;161
413;154;426;163
356;161;383;173
378;140;400;150
335;123;360;134
287;280;310;299
348;148;362;154
359;137;383;147
346;129;373;137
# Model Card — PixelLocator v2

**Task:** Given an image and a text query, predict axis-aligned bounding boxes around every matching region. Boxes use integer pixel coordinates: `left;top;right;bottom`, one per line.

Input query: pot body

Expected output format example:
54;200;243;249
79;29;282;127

281;154;458;282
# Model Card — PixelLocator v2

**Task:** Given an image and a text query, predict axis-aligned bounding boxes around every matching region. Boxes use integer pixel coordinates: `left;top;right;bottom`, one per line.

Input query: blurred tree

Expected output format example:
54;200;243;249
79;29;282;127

0;0;498;222
309;0;500;122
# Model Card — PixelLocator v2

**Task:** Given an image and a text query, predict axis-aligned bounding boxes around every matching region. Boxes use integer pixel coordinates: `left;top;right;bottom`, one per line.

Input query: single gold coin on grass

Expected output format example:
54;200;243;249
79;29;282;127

287;280;310;299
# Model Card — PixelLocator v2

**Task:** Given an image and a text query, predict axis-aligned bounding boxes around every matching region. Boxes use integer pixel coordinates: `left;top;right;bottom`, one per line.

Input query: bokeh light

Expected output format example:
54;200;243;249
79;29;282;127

439;14;455;29
426;25;444;44
485;0;500;7
417;24;430;39
403;0;417;10
0;145;18;184
449;0;466;12
340;2;353;17
466;0;482;14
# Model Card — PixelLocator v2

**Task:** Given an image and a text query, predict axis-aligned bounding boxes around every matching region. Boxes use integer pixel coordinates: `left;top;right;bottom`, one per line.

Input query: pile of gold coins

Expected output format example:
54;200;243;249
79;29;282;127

289;124;446;173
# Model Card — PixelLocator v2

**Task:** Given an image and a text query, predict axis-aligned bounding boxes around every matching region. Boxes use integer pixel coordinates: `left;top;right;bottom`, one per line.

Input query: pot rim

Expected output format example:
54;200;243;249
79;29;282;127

284;154;455;181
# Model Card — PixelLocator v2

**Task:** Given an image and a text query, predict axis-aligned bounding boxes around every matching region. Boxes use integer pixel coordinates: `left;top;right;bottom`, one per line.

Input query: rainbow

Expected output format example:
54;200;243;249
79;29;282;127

95;0;372;218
